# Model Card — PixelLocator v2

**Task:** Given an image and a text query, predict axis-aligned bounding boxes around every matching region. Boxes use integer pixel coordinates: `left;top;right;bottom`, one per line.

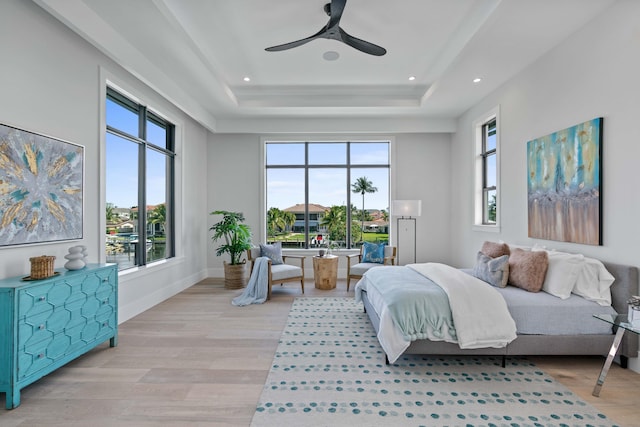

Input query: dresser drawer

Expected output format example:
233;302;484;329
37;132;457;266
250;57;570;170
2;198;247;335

17;268;116;320
81;269;116;295
81;291;116;318
75;315;117;349
18;282;75;319
18;332;72;380
18;299;91;349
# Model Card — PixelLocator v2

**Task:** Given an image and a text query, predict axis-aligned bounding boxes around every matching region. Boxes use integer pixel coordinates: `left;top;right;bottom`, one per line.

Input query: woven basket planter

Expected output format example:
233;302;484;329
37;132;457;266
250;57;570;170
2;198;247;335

223;261;247;289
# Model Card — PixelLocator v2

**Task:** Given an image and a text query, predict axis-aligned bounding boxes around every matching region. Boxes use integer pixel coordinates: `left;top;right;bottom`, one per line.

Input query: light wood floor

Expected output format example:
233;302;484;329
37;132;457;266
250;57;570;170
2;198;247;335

1;278;639;426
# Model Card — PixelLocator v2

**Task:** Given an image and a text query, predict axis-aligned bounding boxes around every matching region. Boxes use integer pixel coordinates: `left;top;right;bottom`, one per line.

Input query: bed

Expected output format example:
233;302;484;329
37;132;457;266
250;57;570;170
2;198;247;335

356;249;639;367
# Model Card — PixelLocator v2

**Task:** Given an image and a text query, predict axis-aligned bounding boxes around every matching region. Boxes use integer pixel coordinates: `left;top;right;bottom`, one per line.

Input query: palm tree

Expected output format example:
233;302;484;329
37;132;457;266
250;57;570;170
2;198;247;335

106;202;116;222
320;205;346;241
282;211;296;232
267;208;297;238
267;207;285;237
351;177;377;241
148;204;166;236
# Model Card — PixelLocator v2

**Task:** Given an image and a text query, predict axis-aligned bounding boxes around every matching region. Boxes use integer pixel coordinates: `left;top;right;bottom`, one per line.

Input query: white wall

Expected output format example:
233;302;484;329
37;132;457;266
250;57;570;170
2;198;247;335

0;0;210;322
206;133;452;276
450;0;640;370
450;0;640;268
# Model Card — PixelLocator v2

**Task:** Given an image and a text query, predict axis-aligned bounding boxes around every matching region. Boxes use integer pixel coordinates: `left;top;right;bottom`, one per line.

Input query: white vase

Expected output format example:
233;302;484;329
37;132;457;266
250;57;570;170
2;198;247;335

64;246;86;270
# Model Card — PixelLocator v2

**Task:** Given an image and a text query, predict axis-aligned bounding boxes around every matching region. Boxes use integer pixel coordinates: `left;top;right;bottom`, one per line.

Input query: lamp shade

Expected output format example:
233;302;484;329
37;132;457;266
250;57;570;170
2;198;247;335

392;200;422;217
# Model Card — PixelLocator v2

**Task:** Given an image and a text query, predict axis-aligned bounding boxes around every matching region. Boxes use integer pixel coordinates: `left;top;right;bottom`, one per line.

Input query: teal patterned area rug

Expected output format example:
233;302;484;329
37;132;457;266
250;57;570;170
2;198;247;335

251;297;619;427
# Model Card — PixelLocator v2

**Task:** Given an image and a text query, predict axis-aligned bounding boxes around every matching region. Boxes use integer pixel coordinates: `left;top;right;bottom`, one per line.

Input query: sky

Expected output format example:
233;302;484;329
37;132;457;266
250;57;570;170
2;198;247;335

267;167;389;211
106;98;168;209
106;97;390;212
266;142;390;211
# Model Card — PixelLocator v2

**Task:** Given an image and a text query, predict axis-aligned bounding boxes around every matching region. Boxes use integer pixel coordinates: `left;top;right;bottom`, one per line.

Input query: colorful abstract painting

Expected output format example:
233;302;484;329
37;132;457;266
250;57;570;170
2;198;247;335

527;118;602;245
0;123;83;247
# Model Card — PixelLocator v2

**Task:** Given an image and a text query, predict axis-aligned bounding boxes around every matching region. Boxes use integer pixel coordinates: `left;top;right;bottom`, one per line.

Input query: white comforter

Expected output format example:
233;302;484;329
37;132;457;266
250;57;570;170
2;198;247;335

356;262;517;363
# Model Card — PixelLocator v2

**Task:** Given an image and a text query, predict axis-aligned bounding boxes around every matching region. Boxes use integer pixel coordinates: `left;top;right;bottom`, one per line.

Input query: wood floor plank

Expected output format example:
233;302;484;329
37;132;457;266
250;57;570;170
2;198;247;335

1;278;639;426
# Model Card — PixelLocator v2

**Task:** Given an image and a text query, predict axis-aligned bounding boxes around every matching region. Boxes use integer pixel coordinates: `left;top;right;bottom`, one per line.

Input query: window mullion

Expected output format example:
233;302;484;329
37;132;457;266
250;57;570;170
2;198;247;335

304;142;309;249
166;126;175;258
346;142;352;248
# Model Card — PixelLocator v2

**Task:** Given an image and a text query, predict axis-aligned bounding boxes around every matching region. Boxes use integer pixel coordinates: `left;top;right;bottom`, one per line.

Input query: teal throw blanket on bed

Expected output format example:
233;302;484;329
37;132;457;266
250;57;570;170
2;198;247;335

364;266;456;341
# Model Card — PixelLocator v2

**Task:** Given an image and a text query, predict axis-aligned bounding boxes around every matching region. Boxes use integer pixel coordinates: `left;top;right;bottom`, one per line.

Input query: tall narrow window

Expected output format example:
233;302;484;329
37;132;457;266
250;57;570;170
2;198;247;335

265;141;390;249
474;107;499;229
482;119;497;224
105;87;175;270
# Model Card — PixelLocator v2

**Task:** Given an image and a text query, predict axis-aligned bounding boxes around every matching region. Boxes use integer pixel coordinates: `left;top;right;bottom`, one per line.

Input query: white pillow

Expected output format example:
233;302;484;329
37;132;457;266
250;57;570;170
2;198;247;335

572;257;615;306
500;240;531;252
532;249;584;299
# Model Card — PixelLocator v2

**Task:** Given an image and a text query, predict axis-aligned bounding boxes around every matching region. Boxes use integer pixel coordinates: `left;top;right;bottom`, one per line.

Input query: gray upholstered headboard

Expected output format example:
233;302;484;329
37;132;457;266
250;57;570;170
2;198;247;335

602;261;639;358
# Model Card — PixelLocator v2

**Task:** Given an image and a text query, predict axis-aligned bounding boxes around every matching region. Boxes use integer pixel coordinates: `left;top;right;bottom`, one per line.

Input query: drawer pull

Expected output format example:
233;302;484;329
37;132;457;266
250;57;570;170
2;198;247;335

37;353;45;359
38;296;46;302
102;278;109;282
38;324;45;330
102;299;109;305
102;322;108;327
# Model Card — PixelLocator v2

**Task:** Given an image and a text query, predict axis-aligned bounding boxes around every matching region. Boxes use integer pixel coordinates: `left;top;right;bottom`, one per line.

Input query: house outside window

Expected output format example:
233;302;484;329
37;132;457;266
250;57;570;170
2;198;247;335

474;107;500;230
105;87;175;270
265;141;390;249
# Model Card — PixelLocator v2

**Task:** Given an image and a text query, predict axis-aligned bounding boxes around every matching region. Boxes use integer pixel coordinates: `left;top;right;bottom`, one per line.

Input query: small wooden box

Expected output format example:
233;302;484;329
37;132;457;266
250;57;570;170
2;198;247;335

29;255;56;279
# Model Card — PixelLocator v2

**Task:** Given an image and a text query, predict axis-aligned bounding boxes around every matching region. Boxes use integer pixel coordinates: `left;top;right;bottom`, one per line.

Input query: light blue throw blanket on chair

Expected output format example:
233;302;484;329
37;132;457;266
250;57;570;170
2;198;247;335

232;257;269;306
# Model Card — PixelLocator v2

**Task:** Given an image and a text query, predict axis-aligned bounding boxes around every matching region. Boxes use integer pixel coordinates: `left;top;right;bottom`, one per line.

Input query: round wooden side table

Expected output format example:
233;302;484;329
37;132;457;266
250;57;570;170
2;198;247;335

313;255;338;290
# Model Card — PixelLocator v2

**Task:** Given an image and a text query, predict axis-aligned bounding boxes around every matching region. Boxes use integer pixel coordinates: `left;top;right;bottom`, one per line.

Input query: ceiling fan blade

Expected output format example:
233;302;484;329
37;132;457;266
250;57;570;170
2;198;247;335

327;0;347;28
265;27;326;52
339;28;387;56
265;0;386;56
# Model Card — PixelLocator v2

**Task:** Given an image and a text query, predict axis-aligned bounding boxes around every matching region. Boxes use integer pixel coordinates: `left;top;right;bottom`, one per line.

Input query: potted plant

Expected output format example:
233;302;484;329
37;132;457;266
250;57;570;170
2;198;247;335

210;210;252;289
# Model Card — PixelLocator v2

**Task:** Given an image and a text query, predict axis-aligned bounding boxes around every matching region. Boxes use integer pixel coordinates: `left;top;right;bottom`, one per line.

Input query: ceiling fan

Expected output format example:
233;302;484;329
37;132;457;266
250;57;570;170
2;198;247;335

265;0;387;56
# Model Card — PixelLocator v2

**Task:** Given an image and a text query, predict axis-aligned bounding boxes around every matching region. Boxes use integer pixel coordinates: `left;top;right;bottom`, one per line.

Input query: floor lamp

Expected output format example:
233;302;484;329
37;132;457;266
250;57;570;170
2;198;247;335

392;200;422;265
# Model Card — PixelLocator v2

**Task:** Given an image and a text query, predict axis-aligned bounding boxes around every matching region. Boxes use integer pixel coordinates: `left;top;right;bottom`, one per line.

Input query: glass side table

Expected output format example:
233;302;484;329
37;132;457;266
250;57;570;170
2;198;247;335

592;314;640;397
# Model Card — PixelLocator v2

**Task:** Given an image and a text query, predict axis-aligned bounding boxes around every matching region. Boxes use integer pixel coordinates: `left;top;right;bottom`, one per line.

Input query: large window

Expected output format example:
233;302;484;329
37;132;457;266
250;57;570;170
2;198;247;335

105;87;175;270
474;107;499;228
265;141;390;249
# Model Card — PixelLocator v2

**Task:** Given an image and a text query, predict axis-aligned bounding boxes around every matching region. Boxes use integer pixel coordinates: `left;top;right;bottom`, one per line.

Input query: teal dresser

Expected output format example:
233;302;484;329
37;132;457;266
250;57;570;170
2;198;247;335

0;263;118;409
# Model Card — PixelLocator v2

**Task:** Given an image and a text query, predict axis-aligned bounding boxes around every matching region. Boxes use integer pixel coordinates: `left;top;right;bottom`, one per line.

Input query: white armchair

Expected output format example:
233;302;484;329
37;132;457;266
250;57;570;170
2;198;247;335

346;245;396;291
247;246;305;300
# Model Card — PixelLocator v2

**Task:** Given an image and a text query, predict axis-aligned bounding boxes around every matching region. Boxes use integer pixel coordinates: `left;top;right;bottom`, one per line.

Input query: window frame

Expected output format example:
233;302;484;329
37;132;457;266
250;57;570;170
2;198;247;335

263;140;391;249
105;86;176;269
473;106;500;232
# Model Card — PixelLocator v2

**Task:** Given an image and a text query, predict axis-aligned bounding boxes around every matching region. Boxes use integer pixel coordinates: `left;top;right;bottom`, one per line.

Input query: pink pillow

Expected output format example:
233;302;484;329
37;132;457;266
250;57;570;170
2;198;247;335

508;248;548;292
481;241;510;258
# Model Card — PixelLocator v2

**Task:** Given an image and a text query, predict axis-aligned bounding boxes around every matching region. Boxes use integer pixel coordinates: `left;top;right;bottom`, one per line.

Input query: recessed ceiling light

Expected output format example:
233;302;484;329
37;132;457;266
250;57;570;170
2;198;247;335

473;77;482;83
408;76;416;81
243;77;251;82
323;51;340;61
